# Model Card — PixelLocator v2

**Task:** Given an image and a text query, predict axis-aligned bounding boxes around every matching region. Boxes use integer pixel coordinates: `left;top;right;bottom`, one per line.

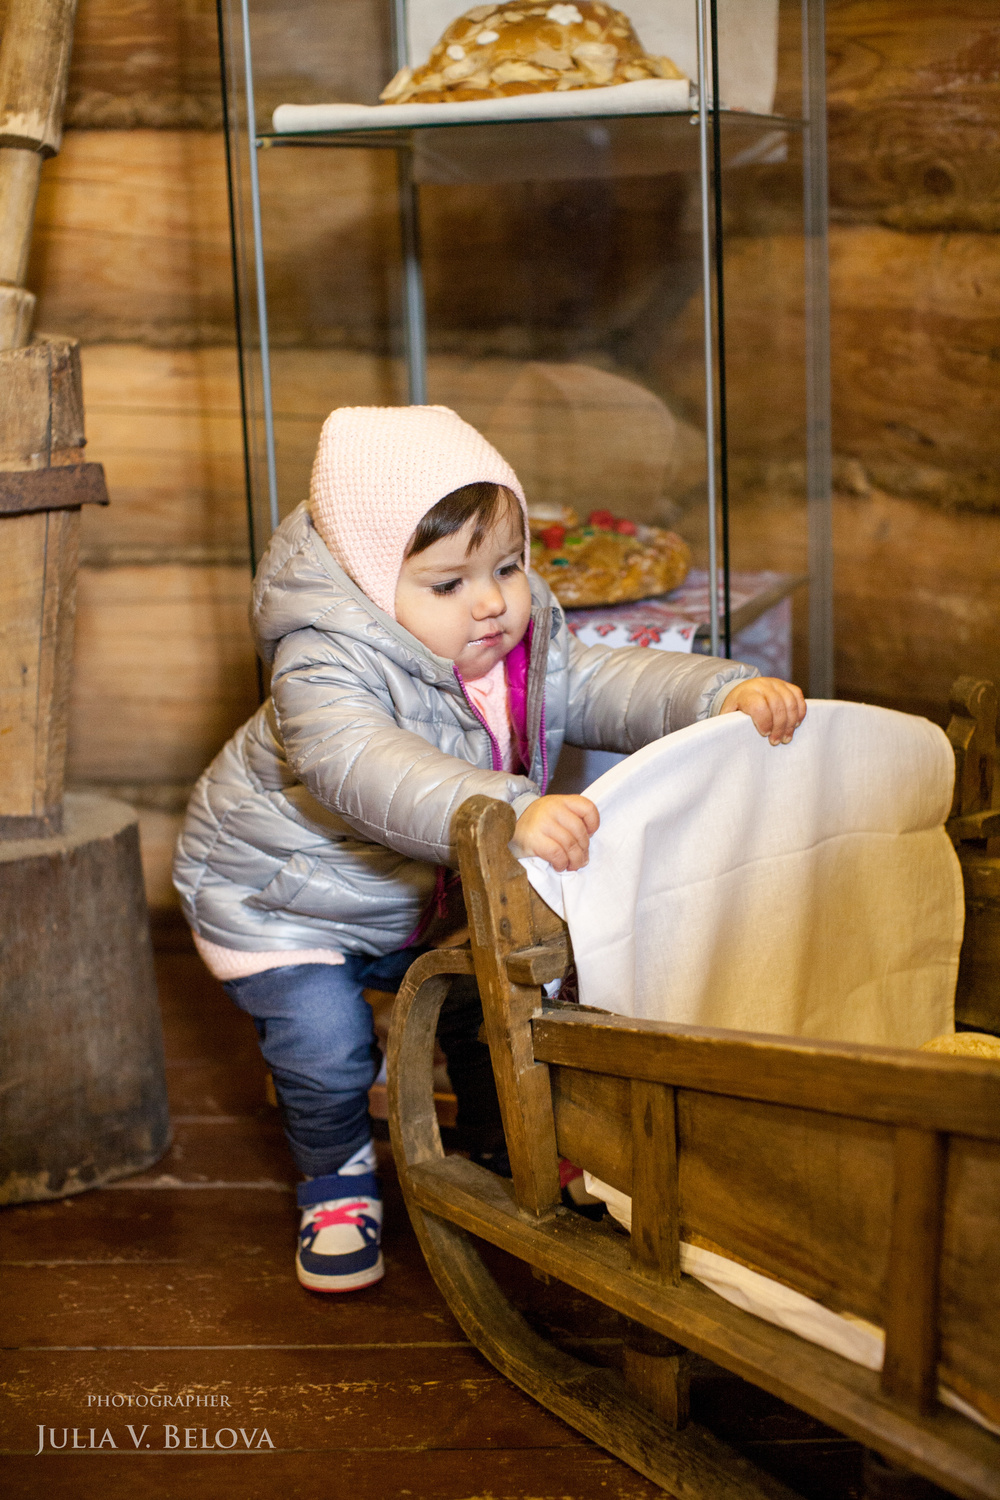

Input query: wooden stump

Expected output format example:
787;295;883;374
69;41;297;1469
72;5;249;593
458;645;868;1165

0;792;170;1204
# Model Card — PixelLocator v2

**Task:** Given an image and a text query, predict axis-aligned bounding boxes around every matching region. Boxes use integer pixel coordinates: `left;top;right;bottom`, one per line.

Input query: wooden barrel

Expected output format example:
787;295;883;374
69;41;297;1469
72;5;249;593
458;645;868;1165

0;792;170;1203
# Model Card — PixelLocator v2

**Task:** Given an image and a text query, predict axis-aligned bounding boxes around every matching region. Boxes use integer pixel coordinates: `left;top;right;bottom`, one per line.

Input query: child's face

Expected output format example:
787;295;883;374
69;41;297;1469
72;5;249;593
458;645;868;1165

395;504;532;680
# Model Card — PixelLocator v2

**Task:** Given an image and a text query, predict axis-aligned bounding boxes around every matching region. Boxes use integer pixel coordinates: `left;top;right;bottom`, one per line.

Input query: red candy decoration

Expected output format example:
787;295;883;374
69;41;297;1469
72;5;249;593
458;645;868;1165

540;524;566;551
588;509;615;529
613;518;637;535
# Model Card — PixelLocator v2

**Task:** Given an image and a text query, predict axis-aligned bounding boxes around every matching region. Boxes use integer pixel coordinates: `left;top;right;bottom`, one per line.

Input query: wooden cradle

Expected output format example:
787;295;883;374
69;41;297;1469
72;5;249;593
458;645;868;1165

387;680;1000;1500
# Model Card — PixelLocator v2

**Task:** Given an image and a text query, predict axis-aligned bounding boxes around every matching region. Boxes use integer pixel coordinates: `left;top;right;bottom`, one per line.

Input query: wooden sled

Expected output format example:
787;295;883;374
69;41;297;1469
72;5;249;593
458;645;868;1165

388;683;1000;1500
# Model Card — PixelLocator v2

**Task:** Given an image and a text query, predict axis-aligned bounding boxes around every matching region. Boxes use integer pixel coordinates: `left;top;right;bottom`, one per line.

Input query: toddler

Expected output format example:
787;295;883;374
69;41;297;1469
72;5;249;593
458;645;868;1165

174;405;804;1293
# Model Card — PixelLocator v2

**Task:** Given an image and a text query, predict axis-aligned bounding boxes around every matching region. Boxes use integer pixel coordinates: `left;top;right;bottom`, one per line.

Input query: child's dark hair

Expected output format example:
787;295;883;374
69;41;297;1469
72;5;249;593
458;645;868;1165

407;482;524;558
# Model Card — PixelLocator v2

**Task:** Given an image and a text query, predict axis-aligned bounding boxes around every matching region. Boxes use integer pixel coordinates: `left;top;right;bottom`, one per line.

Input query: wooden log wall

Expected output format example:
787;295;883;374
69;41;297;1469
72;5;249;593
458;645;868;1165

10;0;997;914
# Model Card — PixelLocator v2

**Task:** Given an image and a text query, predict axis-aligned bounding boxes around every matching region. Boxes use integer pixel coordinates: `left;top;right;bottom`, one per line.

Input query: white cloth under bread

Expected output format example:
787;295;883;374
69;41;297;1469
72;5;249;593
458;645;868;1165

524;699;963;1047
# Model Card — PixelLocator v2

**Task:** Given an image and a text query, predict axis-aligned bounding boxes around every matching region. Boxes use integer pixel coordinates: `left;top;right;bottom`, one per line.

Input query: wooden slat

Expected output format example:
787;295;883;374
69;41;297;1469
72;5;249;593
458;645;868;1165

455;795;560;1217
946;677;997;820
629;1080;679;1287
533;1012;1000;1142
505;935;569;987
0;507;77;830
949;810;1000;842
882;1128;948;1415
0;512;51;818
0;461;108;513
552;1065;631;1191
552;1064;895;1326
407;1153;1000;1500
955;856;1000;1035
551;1060;1000;1423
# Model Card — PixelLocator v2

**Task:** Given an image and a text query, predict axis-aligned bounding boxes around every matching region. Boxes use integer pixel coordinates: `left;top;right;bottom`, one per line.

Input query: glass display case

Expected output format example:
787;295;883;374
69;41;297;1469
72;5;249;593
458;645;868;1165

218;0;831;691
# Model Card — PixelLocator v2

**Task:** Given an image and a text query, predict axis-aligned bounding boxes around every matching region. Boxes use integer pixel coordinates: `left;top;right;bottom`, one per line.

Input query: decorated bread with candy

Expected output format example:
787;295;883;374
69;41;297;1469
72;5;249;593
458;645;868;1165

380;1;685;105
530;505;691;607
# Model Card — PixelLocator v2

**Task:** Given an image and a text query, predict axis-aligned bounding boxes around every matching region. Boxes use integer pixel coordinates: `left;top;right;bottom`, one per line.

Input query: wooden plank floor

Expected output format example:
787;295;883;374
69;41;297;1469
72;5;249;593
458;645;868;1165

0;950;875;1499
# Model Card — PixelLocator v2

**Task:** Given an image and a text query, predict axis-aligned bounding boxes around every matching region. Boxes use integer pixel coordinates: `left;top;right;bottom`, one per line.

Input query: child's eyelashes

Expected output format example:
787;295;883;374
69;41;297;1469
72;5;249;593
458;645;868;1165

430;561;519;596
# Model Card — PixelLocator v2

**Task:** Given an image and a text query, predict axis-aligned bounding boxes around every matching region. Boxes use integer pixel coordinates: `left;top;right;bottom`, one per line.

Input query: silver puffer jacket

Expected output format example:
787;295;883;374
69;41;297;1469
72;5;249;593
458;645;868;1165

173;502;756;956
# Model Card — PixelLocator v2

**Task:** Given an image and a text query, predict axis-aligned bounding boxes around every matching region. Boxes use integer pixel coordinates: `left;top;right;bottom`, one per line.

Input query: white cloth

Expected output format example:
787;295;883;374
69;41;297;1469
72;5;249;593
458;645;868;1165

581;1175;998;1439
273;79;691;134
525;699;963;1047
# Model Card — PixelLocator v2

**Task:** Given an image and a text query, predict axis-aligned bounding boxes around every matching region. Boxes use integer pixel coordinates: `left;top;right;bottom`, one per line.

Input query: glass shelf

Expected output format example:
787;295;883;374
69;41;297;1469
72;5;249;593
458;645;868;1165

260;108;801;186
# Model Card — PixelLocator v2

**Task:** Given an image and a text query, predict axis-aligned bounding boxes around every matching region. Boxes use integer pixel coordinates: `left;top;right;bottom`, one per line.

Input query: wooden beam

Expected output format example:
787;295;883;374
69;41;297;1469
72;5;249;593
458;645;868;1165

0;0;77;156
881;1128;947;1416
505;935;569;987
628;1079;680;1287
0;462;108;514
0;0;78;351
622;1322;691;1430
455;795;561;1217
0;507;78;834
946;677;998;821
531;1012;1000;1142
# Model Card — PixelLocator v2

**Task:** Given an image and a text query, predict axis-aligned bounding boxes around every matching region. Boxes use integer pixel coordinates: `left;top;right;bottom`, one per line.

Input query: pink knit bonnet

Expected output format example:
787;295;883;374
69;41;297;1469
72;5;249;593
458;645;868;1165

309;405;528;619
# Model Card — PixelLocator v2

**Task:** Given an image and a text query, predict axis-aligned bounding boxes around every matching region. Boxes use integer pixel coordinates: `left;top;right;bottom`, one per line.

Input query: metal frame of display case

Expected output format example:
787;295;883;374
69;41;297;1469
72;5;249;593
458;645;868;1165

217;0;832;690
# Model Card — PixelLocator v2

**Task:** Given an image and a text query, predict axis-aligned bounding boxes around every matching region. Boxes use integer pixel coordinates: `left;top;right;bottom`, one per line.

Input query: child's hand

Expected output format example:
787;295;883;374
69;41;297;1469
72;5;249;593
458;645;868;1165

510;795;600;872
720;678;807;745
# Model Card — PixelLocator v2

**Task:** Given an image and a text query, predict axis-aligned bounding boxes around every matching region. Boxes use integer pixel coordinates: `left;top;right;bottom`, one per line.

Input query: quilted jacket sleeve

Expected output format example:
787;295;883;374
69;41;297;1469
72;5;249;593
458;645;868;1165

269;634;536;867
562;632;758;753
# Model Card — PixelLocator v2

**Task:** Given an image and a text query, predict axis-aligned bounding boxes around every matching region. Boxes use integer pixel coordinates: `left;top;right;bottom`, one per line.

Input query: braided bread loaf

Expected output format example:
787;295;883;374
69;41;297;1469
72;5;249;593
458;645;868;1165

381;1;685;105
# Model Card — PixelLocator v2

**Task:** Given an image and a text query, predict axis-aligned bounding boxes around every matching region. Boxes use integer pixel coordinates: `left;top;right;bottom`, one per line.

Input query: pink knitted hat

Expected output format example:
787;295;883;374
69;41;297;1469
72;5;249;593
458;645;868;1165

309;405;527;619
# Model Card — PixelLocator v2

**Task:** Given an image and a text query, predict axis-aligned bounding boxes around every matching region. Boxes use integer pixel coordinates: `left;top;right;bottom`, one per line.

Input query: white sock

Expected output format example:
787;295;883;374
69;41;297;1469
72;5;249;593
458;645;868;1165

337;1139;377;1177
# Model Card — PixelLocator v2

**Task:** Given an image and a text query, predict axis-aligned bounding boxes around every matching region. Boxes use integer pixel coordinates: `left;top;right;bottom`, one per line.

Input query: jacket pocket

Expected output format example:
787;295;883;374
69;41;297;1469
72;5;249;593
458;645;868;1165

244;852;322;914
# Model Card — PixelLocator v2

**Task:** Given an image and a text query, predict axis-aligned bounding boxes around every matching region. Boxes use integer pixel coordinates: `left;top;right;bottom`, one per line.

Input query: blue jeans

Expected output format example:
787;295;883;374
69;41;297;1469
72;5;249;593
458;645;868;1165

224;950;503;1177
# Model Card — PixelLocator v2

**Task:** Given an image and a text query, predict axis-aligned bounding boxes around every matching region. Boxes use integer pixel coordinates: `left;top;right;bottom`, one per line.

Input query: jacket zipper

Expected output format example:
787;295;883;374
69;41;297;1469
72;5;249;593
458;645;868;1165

453;667;504;771
455;624;549;786
539;698;549;791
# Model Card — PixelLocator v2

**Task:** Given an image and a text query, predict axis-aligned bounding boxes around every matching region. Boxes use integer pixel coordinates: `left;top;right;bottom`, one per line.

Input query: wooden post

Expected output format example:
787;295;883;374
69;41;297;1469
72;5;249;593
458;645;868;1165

455;795;562;1217
622;1324;691;1430
0;0;77;351
0;338;107;837
881;1127;947;1415
945;676;1000;1034
628;1078;681;1286
946;677;997;823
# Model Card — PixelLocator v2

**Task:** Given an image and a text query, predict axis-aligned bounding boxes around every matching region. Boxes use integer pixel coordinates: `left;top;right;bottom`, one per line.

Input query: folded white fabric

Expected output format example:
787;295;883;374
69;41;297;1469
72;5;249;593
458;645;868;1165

272;79;690;135
581;1173;999;1438
524;699;962;1046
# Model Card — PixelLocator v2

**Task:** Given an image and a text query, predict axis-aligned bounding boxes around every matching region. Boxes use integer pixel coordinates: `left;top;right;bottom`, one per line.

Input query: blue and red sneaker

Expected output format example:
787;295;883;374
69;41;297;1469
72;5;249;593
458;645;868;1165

295;1171;383;1293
